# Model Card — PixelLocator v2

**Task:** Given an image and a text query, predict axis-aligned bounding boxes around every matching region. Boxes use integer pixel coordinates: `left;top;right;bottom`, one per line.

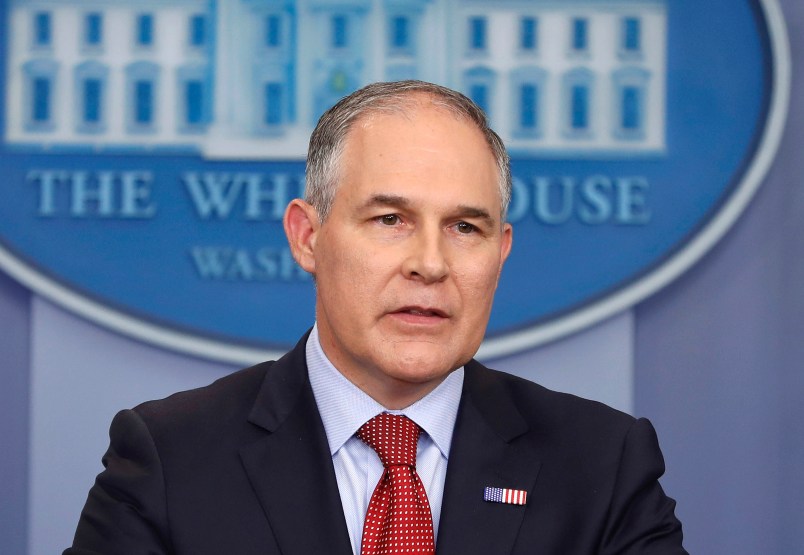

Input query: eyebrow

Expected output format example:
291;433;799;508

456;205;496;227
362;194;411;210
362;194;497;227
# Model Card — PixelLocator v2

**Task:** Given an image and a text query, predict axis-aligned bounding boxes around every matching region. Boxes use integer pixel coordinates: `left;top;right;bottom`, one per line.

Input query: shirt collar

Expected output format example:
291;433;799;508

306;324;463;459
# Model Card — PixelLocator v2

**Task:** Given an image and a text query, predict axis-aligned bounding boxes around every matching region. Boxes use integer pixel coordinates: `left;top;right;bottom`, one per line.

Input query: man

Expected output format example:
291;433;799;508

67;81;686;554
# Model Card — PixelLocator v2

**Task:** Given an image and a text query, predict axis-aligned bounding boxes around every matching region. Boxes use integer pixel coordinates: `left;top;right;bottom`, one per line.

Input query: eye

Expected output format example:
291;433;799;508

378;214;400;226
455;221;477;234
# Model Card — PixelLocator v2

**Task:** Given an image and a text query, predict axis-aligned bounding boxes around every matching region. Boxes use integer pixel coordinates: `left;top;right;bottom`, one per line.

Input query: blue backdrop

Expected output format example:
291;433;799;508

2;1;803;553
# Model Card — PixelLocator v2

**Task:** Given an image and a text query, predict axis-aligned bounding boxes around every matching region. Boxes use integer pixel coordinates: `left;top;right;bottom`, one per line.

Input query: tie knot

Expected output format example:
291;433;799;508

357;413;420;468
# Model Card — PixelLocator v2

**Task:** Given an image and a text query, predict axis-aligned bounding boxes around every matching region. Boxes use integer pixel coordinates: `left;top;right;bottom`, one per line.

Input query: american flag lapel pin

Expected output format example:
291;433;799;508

483;486;528;506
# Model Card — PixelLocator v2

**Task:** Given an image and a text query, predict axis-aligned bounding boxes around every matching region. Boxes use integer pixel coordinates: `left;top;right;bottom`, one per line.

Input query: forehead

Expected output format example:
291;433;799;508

336;102;499;205
349;96;478;139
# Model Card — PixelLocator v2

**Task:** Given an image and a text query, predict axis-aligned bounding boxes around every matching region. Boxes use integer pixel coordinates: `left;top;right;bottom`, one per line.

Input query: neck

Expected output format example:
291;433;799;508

357;374;449;410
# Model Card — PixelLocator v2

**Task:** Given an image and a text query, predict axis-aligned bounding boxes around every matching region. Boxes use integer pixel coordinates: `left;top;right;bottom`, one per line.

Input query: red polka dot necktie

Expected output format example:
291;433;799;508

357;413;435;555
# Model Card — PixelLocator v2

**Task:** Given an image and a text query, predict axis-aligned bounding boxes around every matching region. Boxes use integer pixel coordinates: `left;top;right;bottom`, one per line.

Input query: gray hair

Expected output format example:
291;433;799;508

305;80;511;222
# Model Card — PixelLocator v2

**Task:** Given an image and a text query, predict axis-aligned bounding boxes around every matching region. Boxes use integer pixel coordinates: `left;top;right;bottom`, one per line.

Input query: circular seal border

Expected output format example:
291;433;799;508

479;0;792;358
0;0;792;365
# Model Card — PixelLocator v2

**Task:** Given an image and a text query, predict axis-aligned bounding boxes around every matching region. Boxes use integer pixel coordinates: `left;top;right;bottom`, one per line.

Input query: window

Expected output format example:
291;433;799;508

177;65;211;131
137;14;154;46
183;81;203;125
388;14;416;55
562;68;594;137
83;79;102;123
511;68;546;138
613;68;649;139
470;84;488;113
520;17;537;51
520;84;538;129
265;82;283;125
331;15;348;49
23;59;59;131
266;14;282;47
34;12;51;47
621;87;640;130
85;13;103;47
463;67;495;118
571;85;589;129
571;18;588;51
469;17;487;51
391;16;409;50
75;61;108;132
126;61;159;132
135;81;153;124
255;62;293;131
189;15;206;47
622;17;641;53
33;77;51;122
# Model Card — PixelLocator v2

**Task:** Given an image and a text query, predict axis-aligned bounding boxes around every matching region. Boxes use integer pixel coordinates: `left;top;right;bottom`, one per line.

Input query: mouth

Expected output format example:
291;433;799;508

392;306;449;320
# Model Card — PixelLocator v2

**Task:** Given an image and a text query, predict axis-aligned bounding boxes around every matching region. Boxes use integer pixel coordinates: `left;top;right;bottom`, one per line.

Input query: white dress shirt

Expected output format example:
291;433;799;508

306;324;464;555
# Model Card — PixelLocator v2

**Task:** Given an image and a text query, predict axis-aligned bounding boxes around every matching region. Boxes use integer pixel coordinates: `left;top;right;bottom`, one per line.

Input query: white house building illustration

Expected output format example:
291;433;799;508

4;0;667;158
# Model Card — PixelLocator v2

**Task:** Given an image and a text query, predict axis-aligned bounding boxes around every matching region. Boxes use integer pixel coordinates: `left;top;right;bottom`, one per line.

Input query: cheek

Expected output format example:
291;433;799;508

456;263;502;308
458;250;501;282
327;241;386;300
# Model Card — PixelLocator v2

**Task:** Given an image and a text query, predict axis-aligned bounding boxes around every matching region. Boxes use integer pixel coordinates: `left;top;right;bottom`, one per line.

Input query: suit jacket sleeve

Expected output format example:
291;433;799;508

65;408;173;554
600;417;686;555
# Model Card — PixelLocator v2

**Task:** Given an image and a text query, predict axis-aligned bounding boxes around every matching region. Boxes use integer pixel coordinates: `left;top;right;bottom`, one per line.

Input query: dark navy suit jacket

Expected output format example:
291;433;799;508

66;334;686;554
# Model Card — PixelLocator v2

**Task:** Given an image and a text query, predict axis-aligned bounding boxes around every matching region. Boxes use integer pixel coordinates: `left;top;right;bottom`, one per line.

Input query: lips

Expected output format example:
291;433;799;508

393;306;449;318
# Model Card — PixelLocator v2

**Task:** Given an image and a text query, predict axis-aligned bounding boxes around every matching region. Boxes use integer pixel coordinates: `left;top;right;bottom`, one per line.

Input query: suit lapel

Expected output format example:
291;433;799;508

436;361;541;555
239;336;353;555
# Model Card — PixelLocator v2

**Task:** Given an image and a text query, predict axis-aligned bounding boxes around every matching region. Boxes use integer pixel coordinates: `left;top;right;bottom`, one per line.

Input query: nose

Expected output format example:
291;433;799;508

402;225;449;284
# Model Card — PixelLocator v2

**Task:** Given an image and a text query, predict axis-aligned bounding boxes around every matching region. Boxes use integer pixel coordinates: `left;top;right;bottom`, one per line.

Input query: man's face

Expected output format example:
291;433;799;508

287;101;512;408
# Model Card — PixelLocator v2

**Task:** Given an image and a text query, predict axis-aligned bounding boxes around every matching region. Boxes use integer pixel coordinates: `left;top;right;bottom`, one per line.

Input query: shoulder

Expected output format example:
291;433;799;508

464;360;639;448
461;365;685;552
136;361;272;416
130;361;277;448
132;330;312;430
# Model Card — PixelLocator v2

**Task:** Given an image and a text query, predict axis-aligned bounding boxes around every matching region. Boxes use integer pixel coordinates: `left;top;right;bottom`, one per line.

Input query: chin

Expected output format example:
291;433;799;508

384;344;467;383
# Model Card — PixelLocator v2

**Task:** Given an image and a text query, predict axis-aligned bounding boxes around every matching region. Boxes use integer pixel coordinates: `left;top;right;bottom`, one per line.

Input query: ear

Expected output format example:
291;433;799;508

497;223;513;280
283;199;320;274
